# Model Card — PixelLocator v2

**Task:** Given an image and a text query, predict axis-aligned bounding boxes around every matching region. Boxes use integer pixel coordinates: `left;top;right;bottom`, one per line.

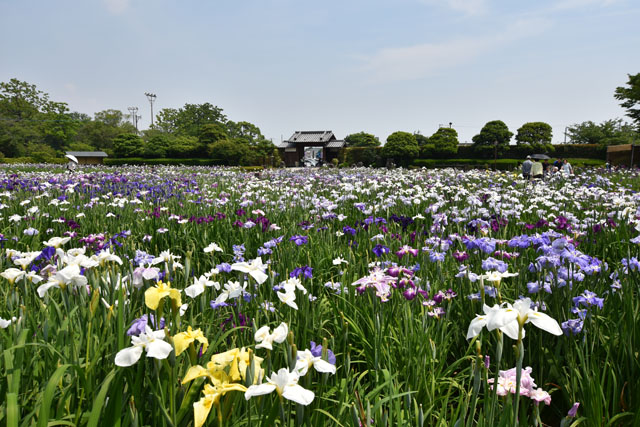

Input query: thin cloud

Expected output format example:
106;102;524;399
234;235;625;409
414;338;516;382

104;0;131;14
419;0;489;15
359;18;550;83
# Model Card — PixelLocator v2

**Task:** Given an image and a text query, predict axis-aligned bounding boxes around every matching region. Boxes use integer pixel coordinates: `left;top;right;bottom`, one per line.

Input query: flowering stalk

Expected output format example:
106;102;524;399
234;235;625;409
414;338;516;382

513;323;525;427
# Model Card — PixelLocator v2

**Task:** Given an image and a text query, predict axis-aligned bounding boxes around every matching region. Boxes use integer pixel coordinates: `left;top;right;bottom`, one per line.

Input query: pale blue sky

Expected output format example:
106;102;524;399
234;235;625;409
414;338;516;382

1;0;639;144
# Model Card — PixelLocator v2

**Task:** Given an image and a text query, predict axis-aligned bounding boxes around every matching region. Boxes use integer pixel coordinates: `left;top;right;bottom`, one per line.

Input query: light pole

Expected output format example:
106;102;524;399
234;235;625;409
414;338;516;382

145;92;157;126
127;106;139;131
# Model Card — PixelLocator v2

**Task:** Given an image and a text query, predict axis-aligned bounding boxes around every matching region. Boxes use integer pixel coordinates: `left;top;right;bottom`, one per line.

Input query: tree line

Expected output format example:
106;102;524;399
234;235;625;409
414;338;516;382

1;73;638;164
0;78;278;165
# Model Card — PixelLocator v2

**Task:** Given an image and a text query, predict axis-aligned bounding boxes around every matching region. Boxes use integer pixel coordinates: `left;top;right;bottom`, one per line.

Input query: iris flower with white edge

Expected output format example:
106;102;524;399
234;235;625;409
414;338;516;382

42;236;71;248
295;349;337;376
214;280;247;304
487;298;563;337
204;242;223;253
231;257;268;284
37;264;88;298
185;275;220;298
114;325;173;367
244;368;314;406
254;322;288;350
467;304;524;340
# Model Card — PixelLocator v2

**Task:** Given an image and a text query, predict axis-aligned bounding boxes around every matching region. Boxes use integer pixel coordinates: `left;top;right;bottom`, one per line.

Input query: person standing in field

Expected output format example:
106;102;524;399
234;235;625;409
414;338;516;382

522;155;533;180
562;159;573;177
531;158;543;180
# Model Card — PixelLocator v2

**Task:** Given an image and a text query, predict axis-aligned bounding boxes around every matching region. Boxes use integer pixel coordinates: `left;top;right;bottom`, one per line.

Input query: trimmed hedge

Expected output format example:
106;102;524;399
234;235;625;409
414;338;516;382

452;144;606;160
412;158;605;170
0;157;67;165
105;158;224;166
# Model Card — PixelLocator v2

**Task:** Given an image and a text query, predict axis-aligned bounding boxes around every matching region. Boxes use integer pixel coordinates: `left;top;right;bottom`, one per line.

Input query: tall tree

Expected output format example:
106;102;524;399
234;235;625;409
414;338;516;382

515;122;553;150
567;119;637;146
472;120;513;155
428;127;459;156
155;103;227;137
382;131;419;166
614;73;640;129
344;132;380;147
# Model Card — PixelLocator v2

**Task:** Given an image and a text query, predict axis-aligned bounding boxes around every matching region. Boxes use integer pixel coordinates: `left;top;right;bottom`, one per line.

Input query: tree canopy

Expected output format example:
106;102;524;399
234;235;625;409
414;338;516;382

344;132;381;147
428;127;459;156
382;132;419;166
515;122;553;151
472;120;513;155
614;73;640;129
566;119;637;146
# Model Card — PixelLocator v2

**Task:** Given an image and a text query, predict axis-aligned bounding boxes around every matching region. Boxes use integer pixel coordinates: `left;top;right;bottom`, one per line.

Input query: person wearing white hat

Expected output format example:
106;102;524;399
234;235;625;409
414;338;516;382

522;155;533;180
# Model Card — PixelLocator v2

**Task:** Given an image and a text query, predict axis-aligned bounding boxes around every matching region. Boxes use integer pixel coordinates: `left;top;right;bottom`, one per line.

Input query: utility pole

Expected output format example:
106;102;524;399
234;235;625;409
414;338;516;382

127;106;139;131
145;92;157;127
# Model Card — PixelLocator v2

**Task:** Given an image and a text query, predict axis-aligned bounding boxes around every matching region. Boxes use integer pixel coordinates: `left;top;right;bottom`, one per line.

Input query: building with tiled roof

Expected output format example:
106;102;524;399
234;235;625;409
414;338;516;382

277;131;345;167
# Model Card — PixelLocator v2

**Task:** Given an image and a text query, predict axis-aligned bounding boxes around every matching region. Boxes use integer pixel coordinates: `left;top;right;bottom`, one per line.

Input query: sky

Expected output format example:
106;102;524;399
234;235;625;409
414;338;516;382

1;0;639;145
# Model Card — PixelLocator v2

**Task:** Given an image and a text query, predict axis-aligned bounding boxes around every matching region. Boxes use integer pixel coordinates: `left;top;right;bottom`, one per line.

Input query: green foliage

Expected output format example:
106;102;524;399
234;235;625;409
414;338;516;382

345;147;382;166
154;103;226;136
165;135;201;158
112;133;144;158
198;123;228;145
614;72;640;128
207;139;251;165
567;119;638;146
428;127;459;156
472;120;513;156
226;120;266;146
414;133;430;146
382;131;419;166
345;132;381;147
515;122;553;151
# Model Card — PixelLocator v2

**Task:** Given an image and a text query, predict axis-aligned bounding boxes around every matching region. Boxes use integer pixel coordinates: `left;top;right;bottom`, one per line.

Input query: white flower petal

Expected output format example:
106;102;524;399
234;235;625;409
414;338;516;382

527;312;563;336
115;346;144;367
313;359;336;374
466;315;487;340
145;339;173;359
282;384;315;405
184;283;205;299
244;383;276;399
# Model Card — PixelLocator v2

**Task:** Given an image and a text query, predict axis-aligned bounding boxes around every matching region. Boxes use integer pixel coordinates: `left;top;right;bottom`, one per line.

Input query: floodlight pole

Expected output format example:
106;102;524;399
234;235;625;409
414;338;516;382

128;106;139;131
145;92;157;126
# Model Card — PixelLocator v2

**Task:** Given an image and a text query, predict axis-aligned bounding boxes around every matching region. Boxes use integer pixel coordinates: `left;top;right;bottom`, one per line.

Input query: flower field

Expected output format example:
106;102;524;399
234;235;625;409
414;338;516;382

1;165;639;426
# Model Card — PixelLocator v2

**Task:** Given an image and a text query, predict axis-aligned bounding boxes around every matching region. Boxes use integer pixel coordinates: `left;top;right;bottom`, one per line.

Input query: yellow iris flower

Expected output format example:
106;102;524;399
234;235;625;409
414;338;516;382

173;326;209;356
182;348;264;385
193;382;247;427
144;281;182;310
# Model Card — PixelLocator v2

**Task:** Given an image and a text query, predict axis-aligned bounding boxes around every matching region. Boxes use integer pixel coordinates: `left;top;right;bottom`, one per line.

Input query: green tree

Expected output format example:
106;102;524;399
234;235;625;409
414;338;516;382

208;140;251;165
226;121;265;146
614;73;640;129
0;78;76;156
567;119;637;146
155;103;227;136
198;123;228;145
94;109;125;127
472;120;513;155
381;132;419;166
166;135;200;158
428;127;459;156
112;133;144;158
344;132;380;147
515;122;553;150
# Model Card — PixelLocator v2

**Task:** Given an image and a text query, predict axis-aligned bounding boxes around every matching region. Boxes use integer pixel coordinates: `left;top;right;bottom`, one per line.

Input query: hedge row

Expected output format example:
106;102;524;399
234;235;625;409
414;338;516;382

104;158;225;166
453;144;606;160
0;157;67;165
411;158;605;170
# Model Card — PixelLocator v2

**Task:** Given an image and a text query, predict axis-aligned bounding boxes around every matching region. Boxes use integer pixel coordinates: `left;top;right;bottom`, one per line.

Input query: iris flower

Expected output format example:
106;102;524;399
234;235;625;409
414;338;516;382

254;322;288;350
144;281;182;310
487;298;563;337
173;326;209;356
114;326;173;367
295;349;337;376
1;268;26;285
244;368;315;405
37;264;88;298
231;257;268;284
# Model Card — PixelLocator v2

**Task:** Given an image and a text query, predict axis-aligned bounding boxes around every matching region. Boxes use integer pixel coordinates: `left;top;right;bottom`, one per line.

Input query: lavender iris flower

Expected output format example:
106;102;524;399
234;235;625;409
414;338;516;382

309;341;336;365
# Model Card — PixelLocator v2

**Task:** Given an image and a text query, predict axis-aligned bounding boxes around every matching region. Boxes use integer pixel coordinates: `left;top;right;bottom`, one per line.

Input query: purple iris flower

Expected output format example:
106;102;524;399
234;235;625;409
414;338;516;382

372;244;390;257
210;301;230;310
572;290;604;309
290;266;313;279
342;226;357;236
216;263;232;273
481;257;508;273
561;318;584;336
290;235;309;246
309;341;336;365
127;314;165;336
